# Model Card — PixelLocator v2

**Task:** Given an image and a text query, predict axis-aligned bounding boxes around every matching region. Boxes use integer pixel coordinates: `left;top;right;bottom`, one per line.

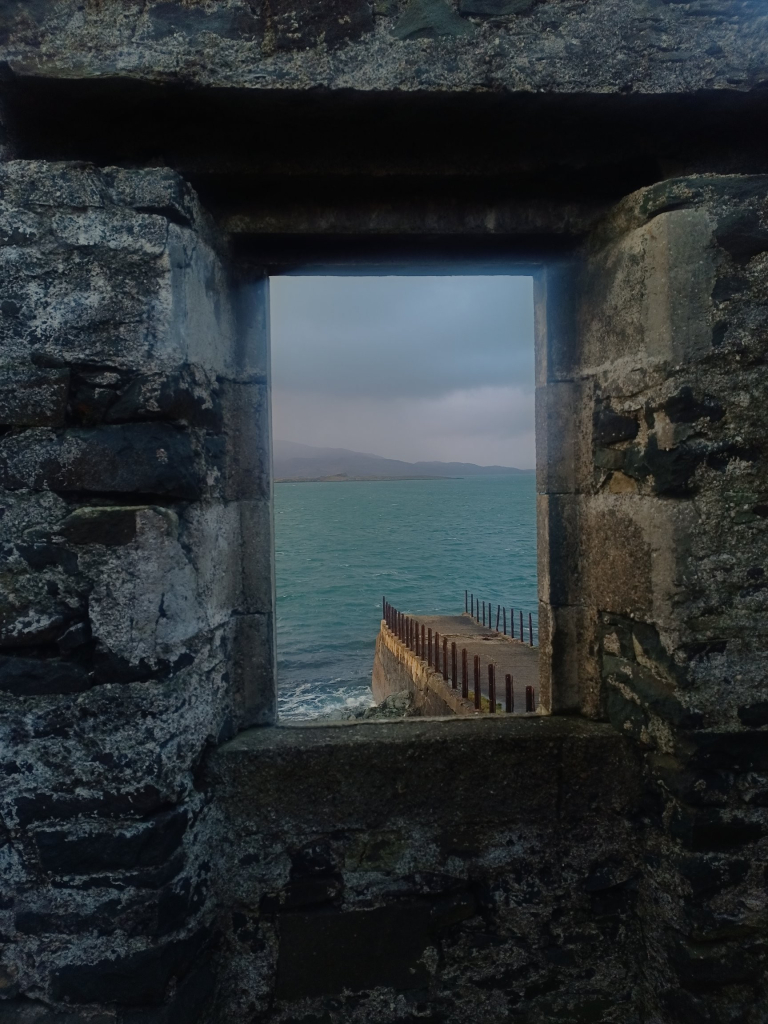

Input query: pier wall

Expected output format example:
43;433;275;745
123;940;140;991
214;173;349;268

372;622;475;716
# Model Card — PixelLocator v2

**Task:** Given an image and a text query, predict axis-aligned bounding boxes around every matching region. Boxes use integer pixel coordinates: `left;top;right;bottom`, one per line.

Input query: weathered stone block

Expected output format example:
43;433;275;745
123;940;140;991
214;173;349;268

392;0;472;38
459;0;536;14
0;654;91;695
275;904;432;998
0;424;202;499
34;809;187;875
105;368;222;430
0;367;69;427
50;928;209;1006
268;0;373;49
60;507;142;546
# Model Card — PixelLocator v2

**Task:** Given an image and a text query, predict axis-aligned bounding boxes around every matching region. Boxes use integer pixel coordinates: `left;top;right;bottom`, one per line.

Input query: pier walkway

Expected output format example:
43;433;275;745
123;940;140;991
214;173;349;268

414;614;539;711
375;605;540;716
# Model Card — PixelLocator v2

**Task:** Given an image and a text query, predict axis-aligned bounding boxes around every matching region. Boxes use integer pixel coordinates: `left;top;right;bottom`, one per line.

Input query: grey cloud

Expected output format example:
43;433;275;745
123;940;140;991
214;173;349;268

269;276;534;400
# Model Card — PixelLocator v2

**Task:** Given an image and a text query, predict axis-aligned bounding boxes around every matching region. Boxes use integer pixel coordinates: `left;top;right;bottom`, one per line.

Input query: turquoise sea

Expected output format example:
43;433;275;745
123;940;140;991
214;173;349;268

275;474;538;720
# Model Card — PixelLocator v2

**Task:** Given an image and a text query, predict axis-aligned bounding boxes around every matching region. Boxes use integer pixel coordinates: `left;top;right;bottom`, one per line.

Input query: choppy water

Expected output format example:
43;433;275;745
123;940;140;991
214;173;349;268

275;474;538;720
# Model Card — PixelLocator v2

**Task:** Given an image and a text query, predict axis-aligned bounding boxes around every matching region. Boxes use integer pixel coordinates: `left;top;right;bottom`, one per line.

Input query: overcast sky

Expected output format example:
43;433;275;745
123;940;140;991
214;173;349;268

269;275;535;469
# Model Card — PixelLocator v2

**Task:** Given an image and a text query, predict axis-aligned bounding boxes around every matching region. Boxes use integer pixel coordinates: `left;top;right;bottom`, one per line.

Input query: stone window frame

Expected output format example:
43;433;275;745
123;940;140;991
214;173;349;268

256;257;556;726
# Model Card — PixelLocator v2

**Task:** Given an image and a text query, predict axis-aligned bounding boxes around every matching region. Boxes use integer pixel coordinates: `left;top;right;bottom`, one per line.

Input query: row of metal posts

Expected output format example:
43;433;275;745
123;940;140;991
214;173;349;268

465;591;535;647
383;599;535;714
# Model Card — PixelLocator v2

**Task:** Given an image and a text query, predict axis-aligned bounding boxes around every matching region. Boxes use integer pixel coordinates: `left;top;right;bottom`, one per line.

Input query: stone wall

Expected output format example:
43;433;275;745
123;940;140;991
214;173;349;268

0;1;766;1020
537;176;768;1021
0;0;766;96
210;717;645;1024
0;161;274;1021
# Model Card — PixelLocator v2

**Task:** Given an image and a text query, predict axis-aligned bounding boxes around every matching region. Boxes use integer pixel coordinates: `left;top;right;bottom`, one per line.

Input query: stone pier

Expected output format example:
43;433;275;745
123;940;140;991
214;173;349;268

373;613;540;715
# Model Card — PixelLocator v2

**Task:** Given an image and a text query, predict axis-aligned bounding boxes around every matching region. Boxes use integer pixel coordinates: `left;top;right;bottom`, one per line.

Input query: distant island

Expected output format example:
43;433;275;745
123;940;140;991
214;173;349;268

273;440;530;482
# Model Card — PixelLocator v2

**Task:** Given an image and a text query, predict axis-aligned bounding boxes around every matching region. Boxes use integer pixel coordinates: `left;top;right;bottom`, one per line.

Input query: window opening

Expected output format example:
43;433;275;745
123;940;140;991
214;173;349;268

270;274;537;721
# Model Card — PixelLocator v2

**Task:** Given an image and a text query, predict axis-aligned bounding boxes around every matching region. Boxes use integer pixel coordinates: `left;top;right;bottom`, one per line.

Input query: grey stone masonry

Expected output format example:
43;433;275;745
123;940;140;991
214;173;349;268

0;161;274;1021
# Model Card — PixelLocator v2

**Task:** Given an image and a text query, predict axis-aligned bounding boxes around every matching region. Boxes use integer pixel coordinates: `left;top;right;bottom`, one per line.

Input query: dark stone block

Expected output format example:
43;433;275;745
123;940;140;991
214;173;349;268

623;435;704;497
738;701;768;728
677;855;749;896
0;367;69;427
680;731;768;772
392;0;472;39
14;785;169;827
711;273;743;303
606;688;649;744
34;808;188;875
149;2;262;42
15;898;122;935
50;927;209;1006
60;507;138;546
592;407;639;446
276;904;432;999
122;955;216;1024
156;879;194;936
715;209;768;262
663;386;724;424
0;998;110;1023
15;540;78;574
672;940;761;990
602;655;700;729
669;806;764;851
57;621;91;652
459;0;536;13
0;424;203;500
105;370;223;431
269;0;374;50
0;654;92;695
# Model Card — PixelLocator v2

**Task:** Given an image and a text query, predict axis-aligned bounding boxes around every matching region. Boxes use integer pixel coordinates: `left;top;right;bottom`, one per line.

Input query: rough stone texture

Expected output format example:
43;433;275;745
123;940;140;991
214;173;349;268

210;718;645;1024
0;2;766;1021
0;0;766;95
536;175;768;1023
0;161;274;1022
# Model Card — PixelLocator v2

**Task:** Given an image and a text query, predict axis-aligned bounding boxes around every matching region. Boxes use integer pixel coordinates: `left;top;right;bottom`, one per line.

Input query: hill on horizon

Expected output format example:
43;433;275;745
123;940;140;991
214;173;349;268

273;439;530;481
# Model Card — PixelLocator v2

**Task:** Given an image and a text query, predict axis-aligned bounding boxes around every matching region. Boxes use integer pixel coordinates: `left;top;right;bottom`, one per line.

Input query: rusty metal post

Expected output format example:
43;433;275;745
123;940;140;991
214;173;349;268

434;632;440;672
428;628;432;667
505;673;513;713
503;606;507;635
409;618;413;649
488;663;496;712
529;612;534;647
496;605;500;631
519;609;523;641
470;593;474;617
482;601;485;626
443;637;448;681
421;624;425;658
525;685;535;713
461;648;468;699
451;642;457;688
465;590;468;612
510;607;514;639
473;655;481;709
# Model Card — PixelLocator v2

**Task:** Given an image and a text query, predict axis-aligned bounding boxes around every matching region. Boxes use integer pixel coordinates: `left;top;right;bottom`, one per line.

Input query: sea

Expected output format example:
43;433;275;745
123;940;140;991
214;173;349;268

275;474;538;720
